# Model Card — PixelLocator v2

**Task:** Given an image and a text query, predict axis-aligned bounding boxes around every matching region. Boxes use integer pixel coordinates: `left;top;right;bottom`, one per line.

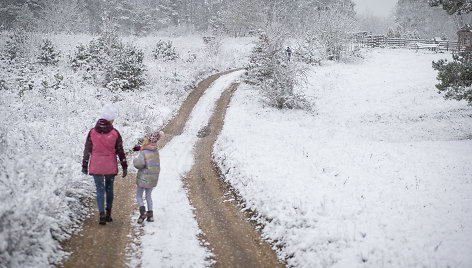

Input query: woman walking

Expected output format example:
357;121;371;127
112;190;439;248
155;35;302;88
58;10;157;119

82;103;128;225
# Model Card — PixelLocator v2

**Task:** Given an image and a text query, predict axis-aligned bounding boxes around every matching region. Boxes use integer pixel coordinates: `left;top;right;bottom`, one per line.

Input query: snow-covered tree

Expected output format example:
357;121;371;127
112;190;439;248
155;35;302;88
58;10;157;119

216;0;266;36
357;11;394;35
76;0;104;34
246;29;310;110
2;30;30;62
70;31;145;91
430;0;472;25
37;39;60;65
0;0;42;31
152;40;179;61
395;0;459;39
433;52;472;104
37;0;82;33
431;1;472;105
430;0;472;14
308;0;357;60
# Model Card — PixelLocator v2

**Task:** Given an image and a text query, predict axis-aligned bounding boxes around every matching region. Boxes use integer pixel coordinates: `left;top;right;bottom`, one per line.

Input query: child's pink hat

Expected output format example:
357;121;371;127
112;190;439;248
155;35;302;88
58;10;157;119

146;131;164;143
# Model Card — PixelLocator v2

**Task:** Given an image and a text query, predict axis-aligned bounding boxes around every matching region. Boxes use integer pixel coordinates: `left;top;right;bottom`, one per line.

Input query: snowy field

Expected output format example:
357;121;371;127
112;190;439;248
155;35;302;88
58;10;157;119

214;49;472;267
0;32;253;267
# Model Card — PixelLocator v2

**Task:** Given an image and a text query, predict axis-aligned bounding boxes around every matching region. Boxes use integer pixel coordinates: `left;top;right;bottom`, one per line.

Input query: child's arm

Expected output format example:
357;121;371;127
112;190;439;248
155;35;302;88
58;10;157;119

133;152;146;169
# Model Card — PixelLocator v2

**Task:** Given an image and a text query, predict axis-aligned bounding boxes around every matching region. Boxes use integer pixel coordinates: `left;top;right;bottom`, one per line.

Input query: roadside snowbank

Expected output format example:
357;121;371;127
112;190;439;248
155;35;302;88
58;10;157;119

214;49;472;267
135;70;245;268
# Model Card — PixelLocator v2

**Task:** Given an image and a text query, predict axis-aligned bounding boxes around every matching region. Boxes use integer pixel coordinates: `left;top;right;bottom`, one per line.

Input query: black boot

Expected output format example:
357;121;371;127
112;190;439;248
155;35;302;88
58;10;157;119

147;211;154;222
105;209;113;222
99;212;106;225
137;206;147;224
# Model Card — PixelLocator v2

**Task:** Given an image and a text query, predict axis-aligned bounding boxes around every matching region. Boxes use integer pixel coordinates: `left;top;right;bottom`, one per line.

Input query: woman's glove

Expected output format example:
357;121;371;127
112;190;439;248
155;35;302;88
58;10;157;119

133;146;141;151
122;169;127;178
82;167;88;175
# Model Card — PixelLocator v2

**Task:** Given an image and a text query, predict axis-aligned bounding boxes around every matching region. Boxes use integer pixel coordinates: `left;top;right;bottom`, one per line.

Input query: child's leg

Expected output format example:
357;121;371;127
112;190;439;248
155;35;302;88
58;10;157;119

144;188;153;211
136;186;145;207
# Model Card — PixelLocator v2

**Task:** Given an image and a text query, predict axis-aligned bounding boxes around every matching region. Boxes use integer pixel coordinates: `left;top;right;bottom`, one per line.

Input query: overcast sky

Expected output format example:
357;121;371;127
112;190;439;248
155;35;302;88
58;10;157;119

352;0;398;17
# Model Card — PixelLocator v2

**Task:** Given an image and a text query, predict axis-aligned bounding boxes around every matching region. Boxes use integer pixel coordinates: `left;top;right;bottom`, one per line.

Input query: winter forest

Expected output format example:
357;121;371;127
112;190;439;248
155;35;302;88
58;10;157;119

1;0;472;267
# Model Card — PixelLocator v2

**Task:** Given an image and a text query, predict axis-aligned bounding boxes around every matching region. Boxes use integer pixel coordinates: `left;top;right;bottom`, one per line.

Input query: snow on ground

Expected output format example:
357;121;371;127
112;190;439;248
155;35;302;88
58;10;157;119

133;70;245;267
214;49;472;267
0;31;252;267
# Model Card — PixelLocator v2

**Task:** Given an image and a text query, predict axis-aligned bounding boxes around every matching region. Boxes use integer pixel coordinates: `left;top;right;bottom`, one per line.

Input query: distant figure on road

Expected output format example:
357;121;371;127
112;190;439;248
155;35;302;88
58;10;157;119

286;46;292;61
133;131;164;224
82;103;128;225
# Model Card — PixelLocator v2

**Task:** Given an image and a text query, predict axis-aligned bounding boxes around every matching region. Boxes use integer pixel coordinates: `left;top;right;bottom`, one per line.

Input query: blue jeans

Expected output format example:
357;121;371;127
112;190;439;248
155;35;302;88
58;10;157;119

93;175;115;213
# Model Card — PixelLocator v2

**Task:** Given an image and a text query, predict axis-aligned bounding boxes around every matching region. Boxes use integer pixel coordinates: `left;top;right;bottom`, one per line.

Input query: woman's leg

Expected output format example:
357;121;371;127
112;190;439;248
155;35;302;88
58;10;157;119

104;175;115;211
93;175;105;213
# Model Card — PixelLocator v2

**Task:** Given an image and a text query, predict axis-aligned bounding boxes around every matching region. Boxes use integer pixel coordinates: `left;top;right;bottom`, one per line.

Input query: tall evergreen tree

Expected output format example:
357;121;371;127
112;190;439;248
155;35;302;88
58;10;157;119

395;0;459;39
76;0;104;34
430;0;472;15
216;0;266;36
431;1;472;105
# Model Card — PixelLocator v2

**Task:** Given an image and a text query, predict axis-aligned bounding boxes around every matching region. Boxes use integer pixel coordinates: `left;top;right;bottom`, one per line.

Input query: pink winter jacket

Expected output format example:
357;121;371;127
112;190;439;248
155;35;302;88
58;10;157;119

82;119;127;175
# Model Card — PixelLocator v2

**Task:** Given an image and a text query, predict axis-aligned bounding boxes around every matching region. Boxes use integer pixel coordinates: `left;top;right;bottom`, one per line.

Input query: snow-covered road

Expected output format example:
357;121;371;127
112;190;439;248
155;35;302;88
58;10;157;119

133;70;245;267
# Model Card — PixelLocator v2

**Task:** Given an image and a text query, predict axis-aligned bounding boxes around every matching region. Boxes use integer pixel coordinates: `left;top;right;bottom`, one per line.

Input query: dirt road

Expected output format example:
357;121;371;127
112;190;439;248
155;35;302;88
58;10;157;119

185;82;284;267
60;70;283;267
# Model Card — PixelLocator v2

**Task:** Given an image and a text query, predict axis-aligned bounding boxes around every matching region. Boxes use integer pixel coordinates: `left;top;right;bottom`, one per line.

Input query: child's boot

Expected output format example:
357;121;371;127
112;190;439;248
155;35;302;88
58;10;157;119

147;211;154;222
99;212;106;225
137;206;147;224
106;209;113;222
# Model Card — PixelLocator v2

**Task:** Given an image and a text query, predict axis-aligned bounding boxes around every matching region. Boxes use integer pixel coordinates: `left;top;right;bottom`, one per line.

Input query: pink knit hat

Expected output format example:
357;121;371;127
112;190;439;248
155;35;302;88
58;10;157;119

145;131;164;143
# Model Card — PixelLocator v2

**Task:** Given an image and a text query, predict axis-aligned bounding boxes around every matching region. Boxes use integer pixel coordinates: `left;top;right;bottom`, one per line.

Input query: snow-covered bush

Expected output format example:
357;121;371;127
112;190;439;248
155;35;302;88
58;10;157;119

70;31;146;91
106;44;145;91
70;44;92;71
308;1;357;61
296;37;322;65
38;39;60;65
152;40;178;61
204;35;222;57
246;32;311;110
433;52;472;104
0;60;95;266
2;30;29;62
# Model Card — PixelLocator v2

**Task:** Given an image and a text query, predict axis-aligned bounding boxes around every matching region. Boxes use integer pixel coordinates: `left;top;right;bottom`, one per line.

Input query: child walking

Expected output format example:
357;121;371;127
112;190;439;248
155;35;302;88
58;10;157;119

133;131;164;223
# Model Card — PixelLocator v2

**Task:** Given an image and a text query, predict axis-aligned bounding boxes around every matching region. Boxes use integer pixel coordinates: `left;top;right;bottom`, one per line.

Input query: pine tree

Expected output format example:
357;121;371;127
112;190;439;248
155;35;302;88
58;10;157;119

433;52;472;104
431;0;472;104
70;31;145;91
430;0;472;15
3;30;29;62
38;39;60;65
152;40;178;61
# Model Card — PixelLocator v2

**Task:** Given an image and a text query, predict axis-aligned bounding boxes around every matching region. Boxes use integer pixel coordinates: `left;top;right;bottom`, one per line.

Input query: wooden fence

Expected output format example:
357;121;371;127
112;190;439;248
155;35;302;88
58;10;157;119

358;35;460;52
